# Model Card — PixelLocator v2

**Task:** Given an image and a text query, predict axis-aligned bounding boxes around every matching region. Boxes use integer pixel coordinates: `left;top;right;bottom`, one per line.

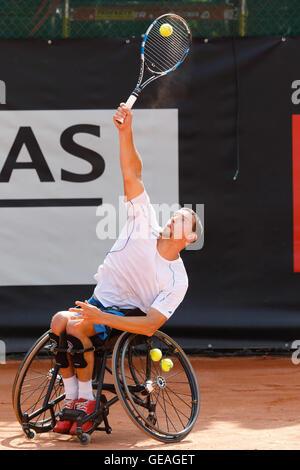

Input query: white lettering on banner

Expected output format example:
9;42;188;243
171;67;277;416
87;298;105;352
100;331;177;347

291;80;300;104
0;109;181;286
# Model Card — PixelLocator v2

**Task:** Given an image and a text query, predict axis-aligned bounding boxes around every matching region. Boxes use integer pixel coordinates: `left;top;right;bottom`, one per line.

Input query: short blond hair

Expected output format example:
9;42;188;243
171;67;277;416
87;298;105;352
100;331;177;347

182;207;203;241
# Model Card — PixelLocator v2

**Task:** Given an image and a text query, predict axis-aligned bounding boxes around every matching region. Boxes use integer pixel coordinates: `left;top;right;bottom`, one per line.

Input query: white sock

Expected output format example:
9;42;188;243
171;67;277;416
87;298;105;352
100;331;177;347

63;375;78;400
78;380;95;401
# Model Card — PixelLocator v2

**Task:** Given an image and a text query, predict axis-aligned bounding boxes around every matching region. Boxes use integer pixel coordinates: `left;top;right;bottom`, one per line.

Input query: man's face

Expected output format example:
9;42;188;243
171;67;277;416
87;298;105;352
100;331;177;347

162;208;195;242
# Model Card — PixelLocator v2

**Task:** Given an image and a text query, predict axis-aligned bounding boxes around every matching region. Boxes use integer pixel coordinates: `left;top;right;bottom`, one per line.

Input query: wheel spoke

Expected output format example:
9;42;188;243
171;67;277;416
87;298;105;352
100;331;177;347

21;380;49;396
21;375;49;405
164;387;188;427
154;389;178;432
165;385;193;410
23;373;49;383
166;368;187;380
152;387;190;422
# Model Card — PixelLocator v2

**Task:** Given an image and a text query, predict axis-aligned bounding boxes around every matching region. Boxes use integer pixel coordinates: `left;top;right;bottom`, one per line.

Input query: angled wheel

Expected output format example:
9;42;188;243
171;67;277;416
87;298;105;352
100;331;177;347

78;432;91;445
112;330;200;443
12;331;65;433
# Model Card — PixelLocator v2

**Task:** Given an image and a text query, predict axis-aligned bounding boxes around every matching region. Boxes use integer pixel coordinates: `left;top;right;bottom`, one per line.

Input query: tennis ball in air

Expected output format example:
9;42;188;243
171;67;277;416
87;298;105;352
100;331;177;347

160;358;174;372
150;348;162;362
159;23;173;37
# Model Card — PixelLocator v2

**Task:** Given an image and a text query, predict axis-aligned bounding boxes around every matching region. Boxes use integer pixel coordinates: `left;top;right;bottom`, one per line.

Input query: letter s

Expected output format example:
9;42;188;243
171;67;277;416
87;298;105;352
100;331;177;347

61;124;105;182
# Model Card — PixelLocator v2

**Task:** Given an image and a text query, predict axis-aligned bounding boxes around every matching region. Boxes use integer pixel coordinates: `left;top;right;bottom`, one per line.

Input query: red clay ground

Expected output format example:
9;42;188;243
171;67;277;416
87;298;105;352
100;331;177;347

1;356;300;450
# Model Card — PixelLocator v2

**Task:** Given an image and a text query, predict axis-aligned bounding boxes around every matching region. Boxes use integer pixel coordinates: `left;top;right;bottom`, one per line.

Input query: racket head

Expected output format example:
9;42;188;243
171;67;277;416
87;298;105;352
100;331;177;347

142;13;192;76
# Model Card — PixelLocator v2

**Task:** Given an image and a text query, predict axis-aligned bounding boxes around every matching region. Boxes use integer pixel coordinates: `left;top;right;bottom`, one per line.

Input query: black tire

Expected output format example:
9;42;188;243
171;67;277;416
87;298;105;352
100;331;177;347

112;330;200;443
79;433;91;445
12;331;65;433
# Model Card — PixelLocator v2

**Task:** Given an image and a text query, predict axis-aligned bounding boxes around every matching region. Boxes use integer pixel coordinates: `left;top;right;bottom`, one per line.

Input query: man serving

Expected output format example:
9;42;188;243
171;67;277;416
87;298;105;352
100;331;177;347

50;104;201;434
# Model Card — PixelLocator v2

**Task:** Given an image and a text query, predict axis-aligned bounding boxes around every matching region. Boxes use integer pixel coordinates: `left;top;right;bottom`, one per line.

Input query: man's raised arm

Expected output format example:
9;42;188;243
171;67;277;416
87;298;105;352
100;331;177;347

113;104;144;201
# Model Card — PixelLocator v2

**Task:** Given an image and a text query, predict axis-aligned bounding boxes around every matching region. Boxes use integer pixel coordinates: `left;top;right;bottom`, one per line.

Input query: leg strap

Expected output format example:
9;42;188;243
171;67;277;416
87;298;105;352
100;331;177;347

49;332;98;369
66;334;95;369
49;331;69;368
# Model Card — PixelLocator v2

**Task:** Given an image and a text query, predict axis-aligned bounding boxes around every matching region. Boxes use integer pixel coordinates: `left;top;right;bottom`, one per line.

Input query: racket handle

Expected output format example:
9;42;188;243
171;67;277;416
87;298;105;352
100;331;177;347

125;94;138;109
116;91;140;124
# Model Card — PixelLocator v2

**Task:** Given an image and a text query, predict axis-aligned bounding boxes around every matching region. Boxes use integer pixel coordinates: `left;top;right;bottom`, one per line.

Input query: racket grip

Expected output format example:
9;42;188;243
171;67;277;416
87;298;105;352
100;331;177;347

125;94;138;109
116;93;138;124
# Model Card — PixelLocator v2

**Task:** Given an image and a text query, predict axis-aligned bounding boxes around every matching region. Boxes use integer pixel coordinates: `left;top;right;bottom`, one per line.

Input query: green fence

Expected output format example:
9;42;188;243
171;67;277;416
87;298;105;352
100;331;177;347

0;1;299;39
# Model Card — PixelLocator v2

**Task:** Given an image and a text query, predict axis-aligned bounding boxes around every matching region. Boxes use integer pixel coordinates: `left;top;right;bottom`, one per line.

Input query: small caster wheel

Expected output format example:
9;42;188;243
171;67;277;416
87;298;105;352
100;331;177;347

106;427;112;434
79;433;91;445
24;429;36;441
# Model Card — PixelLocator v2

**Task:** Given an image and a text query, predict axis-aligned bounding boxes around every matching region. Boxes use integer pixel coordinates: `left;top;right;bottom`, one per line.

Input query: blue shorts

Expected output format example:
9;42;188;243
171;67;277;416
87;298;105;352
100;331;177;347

87;296;124;341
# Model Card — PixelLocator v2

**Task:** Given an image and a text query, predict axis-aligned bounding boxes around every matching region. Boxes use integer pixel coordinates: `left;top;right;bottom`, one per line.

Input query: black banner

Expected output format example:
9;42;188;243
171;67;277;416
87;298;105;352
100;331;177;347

0;36;300;352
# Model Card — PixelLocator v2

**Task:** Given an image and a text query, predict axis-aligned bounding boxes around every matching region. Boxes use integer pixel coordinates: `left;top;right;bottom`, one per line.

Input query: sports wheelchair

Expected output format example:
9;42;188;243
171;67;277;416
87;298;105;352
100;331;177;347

12;326;200;445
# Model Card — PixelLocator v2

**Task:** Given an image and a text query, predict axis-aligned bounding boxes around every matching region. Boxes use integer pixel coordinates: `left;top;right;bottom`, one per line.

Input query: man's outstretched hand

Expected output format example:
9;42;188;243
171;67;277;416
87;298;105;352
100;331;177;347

113;103;133;131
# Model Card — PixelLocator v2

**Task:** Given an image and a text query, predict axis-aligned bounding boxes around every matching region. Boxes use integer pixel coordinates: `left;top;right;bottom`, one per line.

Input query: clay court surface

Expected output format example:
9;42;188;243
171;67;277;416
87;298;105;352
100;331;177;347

1;356;300;451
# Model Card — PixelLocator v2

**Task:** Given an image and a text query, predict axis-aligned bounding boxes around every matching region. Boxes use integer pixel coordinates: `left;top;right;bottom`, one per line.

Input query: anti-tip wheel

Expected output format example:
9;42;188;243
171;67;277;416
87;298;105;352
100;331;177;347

24;429;36;441
79;433;91;445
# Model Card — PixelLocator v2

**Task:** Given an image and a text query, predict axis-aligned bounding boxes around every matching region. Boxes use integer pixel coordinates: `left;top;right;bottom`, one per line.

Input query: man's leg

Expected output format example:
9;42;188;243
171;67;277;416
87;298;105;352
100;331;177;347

51;311;97;433
65;319;96;401
50;311;76;382
50;311;79;433
64;318;98;435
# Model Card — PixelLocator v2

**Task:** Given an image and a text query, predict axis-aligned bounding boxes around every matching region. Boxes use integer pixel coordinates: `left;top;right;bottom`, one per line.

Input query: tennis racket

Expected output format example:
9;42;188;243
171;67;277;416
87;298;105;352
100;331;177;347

117;13;192;123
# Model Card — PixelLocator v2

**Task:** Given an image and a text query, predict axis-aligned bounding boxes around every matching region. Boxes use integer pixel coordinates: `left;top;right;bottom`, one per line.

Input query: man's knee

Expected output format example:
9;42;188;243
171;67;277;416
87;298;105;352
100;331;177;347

65;321;97;369
51;311;72;334
66;319;82;338
66;319;96;339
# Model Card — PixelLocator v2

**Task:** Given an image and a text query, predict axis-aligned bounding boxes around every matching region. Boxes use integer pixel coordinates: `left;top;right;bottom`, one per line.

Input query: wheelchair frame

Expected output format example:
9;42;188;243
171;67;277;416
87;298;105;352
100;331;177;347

12;328;200;445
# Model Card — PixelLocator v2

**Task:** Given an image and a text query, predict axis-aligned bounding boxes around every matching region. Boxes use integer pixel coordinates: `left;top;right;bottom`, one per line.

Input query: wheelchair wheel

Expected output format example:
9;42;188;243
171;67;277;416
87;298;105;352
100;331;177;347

12;330;65;433
112;330;200;443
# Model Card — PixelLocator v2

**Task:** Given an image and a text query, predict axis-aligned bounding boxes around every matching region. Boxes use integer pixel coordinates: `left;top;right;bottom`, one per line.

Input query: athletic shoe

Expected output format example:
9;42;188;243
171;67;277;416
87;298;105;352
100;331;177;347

53;398;77;434
69;398;96;435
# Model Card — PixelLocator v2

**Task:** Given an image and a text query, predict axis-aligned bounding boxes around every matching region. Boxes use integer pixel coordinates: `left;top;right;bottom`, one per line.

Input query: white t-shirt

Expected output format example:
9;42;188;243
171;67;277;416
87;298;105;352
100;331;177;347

93;190;188;319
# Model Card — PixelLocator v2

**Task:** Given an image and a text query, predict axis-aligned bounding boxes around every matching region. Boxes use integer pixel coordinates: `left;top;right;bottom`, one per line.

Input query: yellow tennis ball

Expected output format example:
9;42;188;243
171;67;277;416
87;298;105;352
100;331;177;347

150;348;162;362
160;358;173;372
159;23;173;37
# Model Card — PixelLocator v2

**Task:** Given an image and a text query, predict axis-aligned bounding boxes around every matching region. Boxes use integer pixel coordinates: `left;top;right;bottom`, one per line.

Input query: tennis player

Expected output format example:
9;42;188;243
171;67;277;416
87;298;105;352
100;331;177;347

50;104;202;434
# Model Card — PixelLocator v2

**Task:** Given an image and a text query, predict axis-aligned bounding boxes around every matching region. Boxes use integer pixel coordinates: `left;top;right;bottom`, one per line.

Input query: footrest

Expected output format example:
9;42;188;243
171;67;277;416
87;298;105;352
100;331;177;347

58;408;86;421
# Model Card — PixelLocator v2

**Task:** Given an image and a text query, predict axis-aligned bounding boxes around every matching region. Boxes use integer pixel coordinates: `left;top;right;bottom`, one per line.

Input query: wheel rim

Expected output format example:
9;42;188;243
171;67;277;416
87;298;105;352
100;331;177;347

13;332;65;430
113;331;200;440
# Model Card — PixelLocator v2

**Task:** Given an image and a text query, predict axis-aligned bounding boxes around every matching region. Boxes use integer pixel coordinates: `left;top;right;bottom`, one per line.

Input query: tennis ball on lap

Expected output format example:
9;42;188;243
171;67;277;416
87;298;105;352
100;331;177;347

159;23;173;37
160;358;173;372
150;348;162;362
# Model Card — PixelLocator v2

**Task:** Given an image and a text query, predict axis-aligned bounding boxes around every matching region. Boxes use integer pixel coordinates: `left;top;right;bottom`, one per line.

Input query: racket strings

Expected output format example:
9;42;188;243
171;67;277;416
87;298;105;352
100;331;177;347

146;35;185;70
152;21;189;49
145;35;188;73
145;44;176;73
144;16;190;74
149;22;188;49
145;28;189;71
